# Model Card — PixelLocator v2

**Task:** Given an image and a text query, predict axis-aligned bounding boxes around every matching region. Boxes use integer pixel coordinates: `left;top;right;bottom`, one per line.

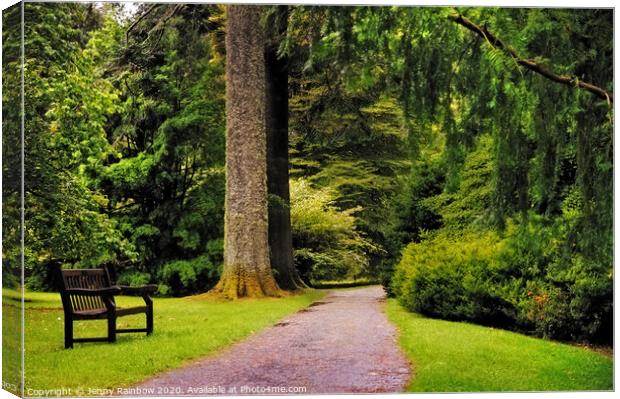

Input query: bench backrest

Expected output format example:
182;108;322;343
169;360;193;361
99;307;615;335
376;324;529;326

60;269;112;313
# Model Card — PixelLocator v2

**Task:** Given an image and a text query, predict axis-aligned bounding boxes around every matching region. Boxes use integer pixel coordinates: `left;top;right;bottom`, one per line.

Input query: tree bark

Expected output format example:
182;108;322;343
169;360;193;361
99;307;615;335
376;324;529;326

213;5;281;298
265;6;306;291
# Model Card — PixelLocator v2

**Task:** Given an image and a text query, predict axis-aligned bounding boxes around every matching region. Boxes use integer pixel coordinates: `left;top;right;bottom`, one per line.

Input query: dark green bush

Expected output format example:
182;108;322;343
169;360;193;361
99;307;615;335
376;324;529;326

293;248;350;283
25;261;63;291
157;254;221;296
2;261;20;289
393;215;613;343
392;231;515;327
116;271;151;287
391;158;445;245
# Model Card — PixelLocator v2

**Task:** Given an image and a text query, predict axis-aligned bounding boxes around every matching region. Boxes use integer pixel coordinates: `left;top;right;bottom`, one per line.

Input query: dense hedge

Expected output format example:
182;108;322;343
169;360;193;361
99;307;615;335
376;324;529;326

392;216;612;344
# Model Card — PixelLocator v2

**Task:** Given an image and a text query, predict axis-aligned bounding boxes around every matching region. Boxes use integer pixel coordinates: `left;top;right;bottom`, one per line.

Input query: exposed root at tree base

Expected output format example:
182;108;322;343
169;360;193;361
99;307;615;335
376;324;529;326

209;274;284;299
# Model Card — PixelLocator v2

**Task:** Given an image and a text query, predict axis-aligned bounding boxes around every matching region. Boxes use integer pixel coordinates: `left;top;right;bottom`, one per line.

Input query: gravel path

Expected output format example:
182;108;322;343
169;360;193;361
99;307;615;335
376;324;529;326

128;286;411;395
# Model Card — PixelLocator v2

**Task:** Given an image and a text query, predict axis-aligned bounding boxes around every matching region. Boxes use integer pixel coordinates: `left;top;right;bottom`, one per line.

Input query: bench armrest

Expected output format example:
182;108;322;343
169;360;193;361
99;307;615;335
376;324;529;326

65;287;121;296
114;285;158;295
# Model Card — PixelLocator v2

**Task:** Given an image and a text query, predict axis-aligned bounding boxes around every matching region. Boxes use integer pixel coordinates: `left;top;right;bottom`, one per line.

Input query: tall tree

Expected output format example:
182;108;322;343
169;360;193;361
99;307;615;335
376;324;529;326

212;5;281;298
265;6;305;290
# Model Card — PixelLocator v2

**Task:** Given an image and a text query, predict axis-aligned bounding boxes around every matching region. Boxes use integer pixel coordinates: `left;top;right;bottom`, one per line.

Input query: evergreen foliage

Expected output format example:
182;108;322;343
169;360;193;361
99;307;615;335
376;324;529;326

101;4;226;294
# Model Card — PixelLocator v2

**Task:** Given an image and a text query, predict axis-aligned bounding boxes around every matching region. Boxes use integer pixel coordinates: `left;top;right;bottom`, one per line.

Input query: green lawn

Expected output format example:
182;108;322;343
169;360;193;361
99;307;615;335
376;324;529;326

386;299;613;392
2;292;22;396
2;288;325;396
3;290;612;395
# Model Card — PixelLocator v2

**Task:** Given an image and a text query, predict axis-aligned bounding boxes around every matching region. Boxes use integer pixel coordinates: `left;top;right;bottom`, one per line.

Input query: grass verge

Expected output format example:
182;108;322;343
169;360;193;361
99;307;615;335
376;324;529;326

2;288;325;395
386;299;613;392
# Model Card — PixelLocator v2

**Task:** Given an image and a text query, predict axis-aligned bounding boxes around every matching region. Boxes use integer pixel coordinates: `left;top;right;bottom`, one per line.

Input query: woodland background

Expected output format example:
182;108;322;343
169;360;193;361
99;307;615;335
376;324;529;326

2;3;613;344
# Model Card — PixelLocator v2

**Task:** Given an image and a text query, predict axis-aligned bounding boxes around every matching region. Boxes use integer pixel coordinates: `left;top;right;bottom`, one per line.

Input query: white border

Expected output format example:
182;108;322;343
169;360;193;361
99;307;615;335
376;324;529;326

0;2;616;399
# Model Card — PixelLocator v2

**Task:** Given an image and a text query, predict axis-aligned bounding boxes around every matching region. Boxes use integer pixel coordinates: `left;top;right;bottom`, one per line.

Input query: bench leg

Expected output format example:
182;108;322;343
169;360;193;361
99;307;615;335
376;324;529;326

146;308;153;335
144;296;154;336
108;315;117;343
64;316;73;349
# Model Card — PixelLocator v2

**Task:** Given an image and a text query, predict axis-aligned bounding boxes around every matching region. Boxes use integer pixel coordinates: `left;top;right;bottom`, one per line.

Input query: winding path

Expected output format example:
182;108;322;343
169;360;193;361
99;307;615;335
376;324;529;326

129;286;411;395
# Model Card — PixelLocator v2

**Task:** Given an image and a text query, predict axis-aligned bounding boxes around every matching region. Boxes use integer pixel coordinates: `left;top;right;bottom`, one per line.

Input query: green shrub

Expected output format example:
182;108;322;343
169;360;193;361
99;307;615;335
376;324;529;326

393;214;612;343
392;231;515;327
157;255;221;296
293;248;350;283
2;262;20;289
116;271;151;287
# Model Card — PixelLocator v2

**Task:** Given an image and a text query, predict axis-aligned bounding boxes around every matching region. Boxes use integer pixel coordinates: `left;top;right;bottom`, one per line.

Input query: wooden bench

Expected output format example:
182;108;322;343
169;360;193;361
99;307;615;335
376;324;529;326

59;268;157;349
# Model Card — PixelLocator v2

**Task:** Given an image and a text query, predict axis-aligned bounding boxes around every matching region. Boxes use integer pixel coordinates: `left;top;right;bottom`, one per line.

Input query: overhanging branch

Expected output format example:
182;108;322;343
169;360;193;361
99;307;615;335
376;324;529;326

448;13;613;103
125;4;157;45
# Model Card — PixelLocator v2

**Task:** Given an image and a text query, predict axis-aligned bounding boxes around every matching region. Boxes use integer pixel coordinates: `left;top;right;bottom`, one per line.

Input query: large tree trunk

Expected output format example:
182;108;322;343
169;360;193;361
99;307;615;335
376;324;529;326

213;5;281;299
265;6;306;291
